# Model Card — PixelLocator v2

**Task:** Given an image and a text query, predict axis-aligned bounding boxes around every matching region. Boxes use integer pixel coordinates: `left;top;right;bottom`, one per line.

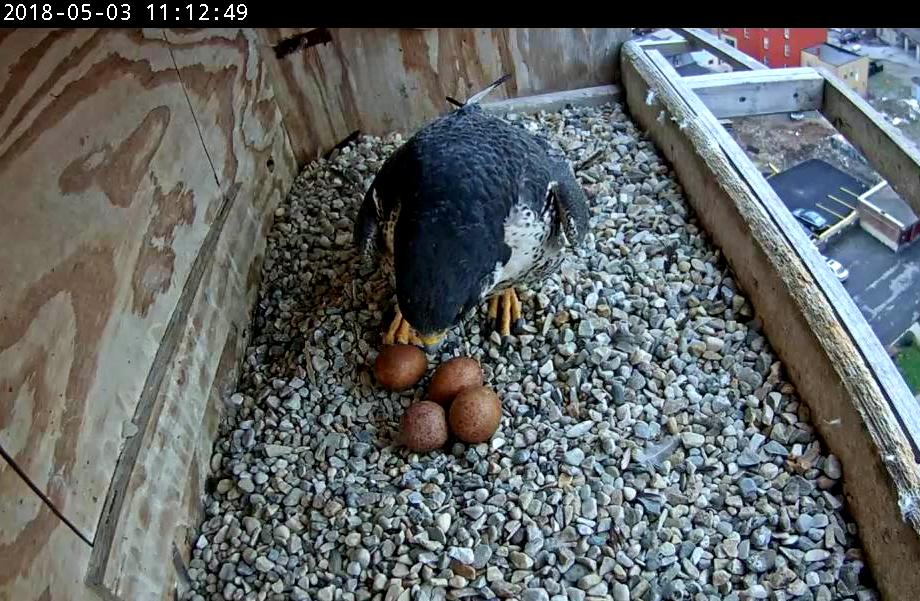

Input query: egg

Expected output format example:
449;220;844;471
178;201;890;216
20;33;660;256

373;344;428;391
448;385;502;443
399;401;449;452
427;356;483;404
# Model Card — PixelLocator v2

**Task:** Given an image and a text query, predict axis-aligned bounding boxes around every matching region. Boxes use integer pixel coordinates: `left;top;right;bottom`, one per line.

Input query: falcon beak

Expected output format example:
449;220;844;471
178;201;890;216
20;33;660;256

419;331;446;352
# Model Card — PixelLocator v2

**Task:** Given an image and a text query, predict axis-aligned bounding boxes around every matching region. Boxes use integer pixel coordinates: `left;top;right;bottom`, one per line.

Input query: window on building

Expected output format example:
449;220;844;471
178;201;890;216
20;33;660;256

744;28;750;38
854;71;859;81
764;37;770;49
784;28;790;39
784;43;790;57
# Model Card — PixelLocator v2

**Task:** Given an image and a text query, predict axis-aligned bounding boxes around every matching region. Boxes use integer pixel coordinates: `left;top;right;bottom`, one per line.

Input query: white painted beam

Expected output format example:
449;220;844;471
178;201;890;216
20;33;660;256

683;67;825;118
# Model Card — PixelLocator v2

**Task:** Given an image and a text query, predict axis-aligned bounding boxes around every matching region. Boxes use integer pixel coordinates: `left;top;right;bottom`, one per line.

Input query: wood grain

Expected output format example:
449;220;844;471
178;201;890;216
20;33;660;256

0;456;96;601
0;28;222;541
0;27;296;601
258;27;631;164
481;85;621;116
622;41;920;601
85;28;296;601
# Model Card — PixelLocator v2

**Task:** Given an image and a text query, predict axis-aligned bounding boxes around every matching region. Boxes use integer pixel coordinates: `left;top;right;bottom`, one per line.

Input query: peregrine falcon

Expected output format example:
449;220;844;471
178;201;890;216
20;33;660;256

354;74;590;349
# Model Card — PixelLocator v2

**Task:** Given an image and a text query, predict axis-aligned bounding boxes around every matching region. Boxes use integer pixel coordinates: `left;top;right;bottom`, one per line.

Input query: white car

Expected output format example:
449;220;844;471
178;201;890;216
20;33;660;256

826;258;849;282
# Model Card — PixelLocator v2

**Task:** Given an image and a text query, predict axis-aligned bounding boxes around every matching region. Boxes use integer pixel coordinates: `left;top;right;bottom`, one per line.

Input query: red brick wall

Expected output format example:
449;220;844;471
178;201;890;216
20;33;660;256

719;28;827;67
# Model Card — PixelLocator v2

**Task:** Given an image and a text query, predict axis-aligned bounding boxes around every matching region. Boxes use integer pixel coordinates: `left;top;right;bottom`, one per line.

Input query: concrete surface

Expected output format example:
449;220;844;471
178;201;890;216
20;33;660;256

824;228;920;346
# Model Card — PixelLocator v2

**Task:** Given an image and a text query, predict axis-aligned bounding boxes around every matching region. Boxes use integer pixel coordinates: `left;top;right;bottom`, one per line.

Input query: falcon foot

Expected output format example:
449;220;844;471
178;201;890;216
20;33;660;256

487;288;525;338
383;307;423;346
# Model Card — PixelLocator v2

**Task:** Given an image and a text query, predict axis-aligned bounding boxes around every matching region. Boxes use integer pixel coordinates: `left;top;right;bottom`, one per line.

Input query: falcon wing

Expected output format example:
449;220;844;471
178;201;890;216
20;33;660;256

545;159;590;248
354;143;411;263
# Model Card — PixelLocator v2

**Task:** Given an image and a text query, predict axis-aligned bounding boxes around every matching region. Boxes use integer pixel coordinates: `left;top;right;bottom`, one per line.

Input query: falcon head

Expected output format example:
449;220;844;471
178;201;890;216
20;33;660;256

393;215;500;348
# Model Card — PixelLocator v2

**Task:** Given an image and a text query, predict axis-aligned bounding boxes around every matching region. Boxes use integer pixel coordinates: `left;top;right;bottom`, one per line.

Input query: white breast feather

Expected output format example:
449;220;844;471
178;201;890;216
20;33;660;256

492;202;551;289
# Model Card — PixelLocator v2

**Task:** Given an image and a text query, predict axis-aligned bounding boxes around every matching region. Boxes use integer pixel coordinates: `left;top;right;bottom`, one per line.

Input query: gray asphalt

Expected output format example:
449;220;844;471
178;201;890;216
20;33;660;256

825;228;920;347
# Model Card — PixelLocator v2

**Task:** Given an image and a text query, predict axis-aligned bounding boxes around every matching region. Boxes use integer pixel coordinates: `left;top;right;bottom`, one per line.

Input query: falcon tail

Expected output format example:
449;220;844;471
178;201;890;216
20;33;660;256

463;73;512;106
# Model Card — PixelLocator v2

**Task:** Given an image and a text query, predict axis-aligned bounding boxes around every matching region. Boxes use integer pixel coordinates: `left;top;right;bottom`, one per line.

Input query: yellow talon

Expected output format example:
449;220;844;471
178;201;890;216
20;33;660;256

384;308;404;345
383;307;435;347
488;296;499;322
488;288;524;338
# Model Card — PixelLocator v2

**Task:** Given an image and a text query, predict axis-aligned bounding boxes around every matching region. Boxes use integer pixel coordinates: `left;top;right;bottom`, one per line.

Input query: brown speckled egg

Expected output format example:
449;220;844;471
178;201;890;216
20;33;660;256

373;344;427;391
427;357;483;404
448;385;502;443
400;401;449;452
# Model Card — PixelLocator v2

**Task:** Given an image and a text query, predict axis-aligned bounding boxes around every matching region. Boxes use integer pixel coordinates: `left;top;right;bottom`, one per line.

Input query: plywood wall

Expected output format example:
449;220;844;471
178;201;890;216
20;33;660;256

259;28;632;164
0;27;629;600
0;28;295;601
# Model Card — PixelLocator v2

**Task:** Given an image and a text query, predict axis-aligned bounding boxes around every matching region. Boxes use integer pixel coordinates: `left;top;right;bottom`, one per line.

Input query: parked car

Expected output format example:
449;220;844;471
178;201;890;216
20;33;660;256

839;31;859;44
869;60;884;76
792;208;829;232
796;219;815;237
825;257;849;282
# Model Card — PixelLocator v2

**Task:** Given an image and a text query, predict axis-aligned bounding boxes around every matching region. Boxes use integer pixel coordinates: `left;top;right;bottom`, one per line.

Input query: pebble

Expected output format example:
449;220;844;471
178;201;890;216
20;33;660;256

178;102;879;601
824;454;842;479
449;547;476;565
564;448;585;466
522;589;550;601
566;422;593;438
805;549;831;562
680;432;705;448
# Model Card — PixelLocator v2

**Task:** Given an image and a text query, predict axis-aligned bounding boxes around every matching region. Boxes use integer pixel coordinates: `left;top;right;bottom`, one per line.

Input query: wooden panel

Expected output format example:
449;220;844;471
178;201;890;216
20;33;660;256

258;27;631;164
684;67;825;118
0;28;223;539
820;67;920;217
83;28;297;601
674;27;769;71
621;42;920;601
0;457;95;601
482;84;621;116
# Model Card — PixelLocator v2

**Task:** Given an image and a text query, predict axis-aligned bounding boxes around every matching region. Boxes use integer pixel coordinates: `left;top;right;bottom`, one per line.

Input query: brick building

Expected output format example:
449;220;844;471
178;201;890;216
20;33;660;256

716;28;827;67
858;182;920;253
801;43;869;97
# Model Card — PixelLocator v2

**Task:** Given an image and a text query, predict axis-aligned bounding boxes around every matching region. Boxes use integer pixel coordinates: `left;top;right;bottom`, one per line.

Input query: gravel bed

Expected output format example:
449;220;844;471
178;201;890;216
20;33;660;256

182;101;880;601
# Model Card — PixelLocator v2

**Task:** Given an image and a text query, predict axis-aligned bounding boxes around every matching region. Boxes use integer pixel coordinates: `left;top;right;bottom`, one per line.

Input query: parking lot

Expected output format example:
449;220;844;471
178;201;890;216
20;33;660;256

824;229;920;346
767;158;870;230
768;158;920;347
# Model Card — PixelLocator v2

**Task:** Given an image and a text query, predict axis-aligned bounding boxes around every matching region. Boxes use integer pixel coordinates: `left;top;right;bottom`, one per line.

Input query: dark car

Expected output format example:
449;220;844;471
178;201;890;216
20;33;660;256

792;208;829;232
839;31;859;44
869;60;884;76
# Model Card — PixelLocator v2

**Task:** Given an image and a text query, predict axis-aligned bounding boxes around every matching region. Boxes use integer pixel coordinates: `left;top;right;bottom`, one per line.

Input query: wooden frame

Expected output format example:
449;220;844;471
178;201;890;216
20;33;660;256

621;32;920;601
3;25;918;601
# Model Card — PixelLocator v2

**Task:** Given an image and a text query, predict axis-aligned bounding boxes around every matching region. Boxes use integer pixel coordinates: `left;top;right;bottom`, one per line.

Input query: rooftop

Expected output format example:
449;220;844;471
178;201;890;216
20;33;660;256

676;62;713;76
767;158;869;214
863;183;919;227
900;28;920;45
802;43;864;67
